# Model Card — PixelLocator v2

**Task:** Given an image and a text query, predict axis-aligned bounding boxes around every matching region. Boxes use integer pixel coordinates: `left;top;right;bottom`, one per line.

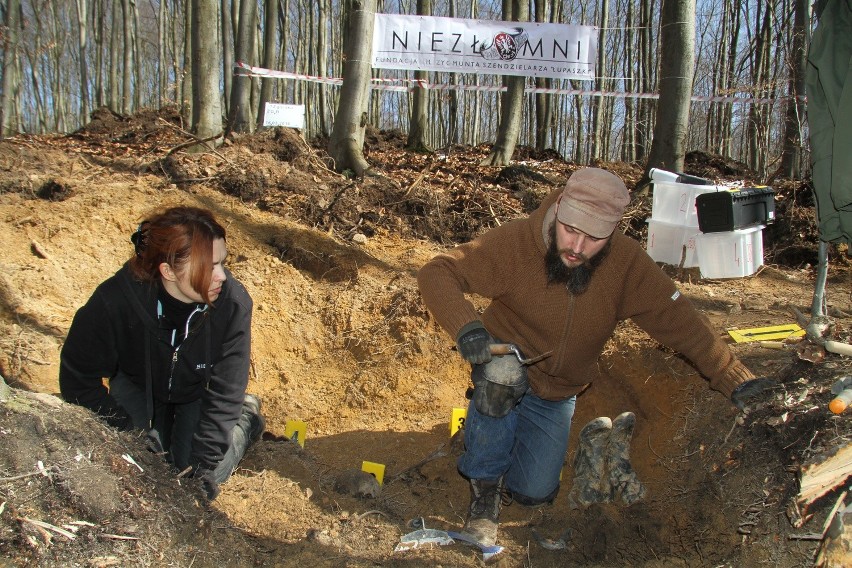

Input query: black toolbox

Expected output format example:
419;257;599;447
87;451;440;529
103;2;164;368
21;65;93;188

695;187;776;233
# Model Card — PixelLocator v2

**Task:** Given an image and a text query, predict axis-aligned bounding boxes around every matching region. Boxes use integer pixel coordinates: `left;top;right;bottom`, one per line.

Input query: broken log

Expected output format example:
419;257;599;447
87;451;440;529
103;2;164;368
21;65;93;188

798;444;852;515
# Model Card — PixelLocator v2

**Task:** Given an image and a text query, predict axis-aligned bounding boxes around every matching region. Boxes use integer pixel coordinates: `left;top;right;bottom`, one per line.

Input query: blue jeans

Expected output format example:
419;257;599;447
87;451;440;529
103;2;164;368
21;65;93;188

109;374;251;484
458;388;576;504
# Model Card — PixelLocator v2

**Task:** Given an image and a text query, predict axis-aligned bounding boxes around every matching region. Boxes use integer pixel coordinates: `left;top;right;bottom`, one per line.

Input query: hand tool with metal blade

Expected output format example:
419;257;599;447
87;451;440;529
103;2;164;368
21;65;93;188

489;343;552;365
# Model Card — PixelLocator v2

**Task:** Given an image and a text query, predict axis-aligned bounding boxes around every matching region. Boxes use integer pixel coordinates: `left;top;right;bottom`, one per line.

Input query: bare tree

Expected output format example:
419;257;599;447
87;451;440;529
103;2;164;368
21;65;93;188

228;0;257;133
120;0;133;114
191;0;223;144
131;0;141;111
257;0;279;128
316;0;331;136
46;1;68;131
707;0;731;155
590;0;609;161
646;0;696;173
221;0;233;116
621;0;636;162
1;0;22;137
745;0;774;176
156;0;167;107
75;0;90;124
329;0;375;175
778;0;809;179
481;0;529;166
407;0;431;152
182;0;193;119
93;0;105;108
21;7;47;131
533;0;553;151
635;0;654;162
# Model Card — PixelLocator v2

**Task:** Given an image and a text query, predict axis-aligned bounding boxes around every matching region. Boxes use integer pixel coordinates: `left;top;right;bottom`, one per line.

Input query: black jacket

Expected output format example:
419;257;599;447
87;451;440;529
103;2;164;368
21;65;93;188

60;263;253;471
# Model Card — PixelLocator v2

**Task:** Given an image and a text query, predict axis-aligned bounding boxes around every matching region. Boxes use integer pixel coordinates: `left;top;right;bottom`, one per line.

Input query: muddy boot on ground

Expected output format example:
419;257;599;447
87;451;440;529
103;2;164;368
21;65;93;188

606;411;646;505
460;477;505;547
567;417;613;508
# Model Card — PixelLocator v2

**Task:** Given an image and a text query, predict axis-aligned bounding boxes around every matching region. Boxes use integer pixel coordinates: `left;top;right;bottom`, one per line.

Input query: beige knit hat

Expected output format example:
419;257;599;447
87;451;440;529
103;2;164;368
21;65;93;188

556;168;630;238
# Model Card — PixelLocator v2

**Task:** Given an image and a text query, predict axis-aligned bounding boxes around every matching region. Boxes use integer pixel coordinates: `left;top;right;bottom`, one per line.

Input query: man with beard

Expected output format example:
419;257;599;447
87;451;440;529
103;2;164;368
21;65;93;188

416;167;771;546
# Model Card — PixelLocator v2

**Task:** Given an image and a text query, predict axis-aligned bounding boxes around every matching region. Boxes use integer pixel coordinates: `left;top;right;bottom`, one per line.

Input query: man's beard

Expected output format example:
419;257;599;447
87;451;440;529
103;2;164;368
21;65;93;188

545;222;610;294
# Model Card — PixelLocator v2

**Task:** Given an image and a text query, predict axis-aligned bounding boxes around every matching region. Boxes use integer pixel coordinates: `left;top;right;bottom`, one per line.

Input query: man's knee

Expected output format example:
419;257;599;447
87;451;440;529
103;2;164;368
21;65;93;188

509;483;560;507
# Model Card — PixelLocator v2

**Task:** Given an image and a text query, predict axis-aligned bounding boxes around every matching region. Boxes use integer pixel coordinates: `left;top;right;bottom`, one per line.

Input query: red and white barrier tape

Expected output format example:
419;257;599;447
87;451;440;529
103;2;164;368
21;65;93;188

235;62;790;104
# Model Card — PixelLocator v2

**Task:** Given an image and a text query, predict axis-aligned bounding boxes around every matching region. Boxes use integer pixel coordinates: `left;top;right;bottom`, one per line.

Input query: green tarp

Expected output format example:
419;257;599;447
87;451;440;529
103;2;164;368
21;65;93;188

806;0;852;245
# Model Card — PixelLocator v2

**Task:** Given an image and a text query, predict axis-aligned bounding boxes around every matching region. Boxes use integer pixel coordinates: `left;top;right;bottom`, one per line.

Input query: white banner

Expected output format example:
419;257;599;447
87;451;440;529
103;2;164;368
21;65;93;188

262;103;305;128
372;14;597;81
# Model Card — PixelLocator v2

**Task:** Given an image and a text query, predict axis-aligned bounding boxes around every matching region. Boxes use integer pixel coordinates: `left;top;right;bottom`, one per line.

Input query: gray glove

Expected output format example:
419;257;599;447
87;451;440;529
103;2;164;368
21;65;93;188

456;321;493;365
731;378;776;411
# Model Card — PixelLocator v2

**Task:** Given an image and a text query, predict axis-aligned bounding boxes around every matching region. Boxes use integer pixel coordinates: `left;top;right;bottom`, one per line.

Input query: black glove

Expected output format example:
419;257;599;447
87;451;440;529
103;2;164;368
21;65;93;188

195;469;220;501
456;321;493;365
730;378;777;411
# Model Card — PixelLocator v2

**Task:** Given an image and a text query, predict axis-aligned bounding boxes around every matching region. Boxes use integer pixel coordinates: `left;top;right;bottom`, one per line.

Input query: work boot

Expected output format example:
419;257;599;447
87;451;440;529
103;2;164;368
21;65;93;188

243;393;261;415
242;394;266;443
460;477;505;546
606;412;646;505
567;417;612;508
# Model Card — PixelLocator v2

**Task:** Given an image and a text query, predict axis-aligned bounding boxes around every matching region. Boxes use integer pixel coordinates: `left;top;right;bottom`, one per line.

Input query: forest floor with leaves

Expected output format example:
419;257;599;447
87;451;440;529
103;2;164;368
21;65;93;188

0;106;850;567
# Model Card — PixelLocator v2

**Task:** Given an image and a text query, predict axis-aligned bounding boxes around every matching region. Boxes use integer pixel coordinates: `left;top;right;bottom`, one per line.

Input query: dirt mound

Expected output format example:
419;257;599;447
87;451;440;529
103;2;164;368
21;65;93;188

0;387;270;567
685;149;755;180
0;116;850;567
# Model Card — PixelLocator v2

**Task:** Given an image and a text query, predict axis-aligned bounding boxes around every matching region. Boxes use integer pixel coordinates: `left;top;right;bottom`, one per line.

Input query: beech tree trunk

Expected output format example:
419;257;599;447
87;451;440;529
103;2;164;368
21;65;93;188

1;0;22;137
328;0;375;176
228;0;257;134
407;0;432;152
481;0;528;166
646;0;695;174
191;0;223;144
257;0;279;128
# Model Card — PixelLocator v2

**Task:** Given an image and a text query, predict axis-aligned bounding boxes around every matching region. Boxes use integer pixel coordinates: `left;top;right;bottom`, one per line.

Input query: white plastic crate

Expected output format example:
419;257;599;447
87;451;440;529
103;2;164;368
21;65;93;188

646;219;701;267
695;225;764;279
651;181;721;227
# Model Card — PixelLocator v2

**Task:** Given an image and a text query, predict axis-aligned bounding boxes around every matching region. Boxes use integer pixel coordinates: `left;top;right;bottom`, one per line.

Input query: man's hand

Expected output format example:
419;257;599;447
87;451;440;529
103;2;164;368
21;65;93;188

456;321;493;365
731;378;777;411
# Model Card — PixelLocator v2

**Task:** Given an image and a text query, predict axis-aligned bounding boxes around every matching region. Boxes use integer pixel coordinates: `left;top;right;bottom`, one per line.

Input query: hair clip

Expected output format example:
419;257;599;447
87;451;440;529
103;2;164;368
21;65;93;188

130;221;149;257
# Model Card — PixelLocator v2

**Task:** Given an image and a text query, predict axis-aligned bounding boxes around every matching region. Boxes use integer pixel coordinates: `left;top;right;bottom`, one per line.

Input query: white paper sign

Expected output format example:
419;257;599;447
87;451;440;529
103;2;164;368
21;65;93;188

263;103;305;128
372;14;597;80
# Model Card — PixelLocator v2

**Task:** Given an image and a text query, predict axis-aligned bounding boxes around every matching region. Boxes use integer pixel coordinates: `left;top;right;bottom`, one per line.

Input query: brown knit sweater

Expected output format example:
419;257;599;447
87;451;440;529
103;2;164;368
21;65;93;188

417;187;754;400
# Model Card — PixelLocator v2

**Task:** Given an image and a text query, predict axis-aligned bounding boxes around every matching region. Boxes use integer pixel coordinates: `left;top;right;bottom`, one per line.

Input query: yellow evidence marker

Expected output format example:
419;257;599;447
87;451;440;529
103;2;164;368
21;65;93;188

727;323;805;343
284;419;307;448
450;407;467;437
361;461;386;485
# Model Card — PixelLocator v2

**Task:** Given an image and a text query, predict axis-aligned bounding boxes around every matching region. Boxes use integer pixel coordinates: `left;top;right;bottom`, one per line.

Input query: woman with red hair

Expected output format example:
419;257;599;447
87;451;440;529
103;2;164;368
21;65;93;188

60;206;262;500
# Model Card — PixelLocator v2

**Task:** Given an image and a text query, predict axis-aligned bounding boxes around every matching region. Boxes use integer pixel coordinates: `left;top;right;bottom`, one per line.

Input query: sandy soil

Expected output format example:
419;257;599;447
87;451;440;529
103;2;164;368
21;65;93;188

0;108;850;567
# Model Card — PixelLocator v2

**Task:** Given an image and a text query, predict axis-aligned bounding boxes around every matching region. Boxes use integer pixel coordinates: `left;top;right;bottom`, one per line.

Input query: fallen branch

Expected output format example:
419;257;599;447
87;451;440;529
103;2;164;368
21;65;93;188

21;517;77;540
158;118;233;165
0;470;50;483
401;160;434;198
